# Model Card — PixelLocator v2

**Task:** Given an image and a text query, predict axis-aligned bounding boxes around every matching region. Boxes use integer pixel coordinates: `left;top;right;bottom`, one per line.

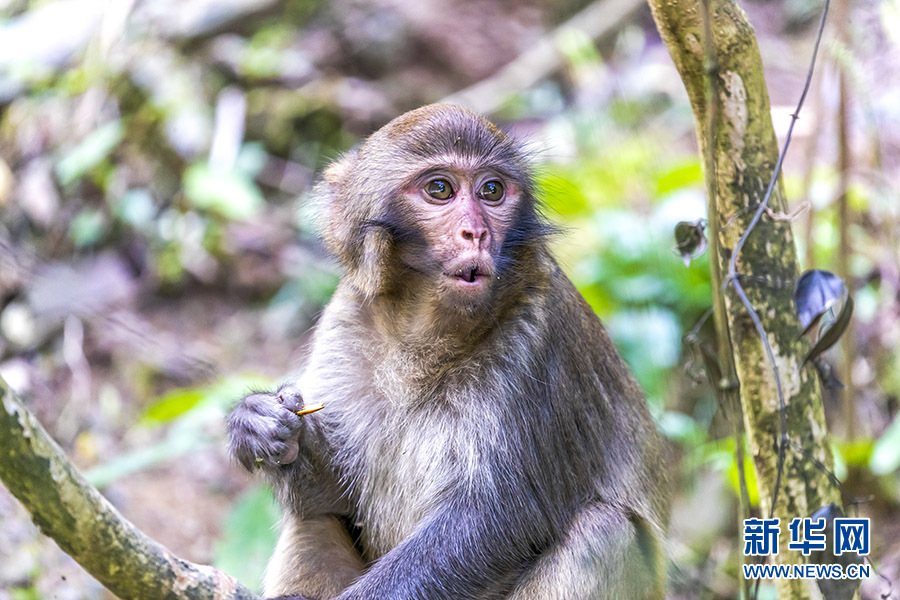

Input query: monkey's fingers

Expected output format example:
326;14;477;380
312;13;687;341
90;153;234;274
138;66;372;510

295;403;325;416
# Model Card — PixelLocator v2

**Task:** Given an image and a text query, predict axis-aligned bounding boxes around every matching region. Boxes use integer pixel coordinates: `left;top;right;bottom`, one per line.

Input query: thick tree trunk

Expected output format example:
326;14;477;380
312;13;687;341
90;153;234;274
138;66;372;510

647;2;841;598
0;377;260;600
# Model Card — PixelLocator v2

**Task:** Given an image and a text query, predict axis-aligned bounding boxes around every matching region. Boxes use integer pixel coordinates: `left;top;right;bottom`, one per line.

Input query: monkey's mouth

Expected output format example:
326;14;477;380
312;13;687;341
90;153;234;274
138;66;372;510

457;267;483;283
447;262;492;289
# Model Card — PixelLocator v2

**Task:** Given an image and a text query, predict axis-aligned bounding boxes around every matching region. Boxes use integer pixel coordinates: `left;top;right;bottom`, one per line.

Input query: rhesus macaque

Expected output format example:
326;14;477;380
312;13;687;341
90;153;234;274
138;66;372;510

227;104;669;600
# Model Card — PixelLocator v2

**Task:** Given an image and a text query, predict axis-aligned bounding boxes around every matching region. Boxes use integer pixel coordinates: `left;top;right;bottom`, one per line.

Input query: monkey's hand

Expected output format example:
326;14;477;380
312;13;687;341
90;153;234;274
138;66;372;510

227;385;307;472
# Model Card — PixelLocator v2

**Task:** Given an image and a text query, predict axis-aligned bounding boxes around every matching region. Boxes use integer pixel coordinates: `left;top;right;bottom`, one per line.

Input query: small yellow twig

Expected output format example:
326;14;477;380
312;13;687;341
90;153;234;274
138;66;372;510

295;403;324;416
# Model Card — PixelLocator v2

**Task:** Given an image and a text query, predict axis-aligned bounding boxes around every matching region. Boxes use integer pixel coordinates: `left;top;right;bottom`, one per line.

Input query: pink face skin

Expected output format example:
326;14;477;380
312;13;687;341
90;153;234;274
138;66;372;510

403;166;521;303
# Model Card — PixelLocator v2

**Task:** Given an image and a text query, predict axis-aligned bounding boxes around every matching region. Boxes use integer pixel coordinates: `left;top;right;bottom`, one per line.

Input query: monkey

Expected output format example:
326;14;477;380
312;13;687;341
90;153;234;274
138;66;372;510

227;103;670;600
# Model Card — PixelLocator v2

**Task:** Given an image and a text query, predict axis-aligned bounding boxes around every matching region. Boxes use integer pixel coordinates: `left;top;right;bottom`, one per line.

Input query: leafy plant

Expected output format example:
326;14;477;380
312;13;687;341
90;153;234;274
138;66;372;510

214;485;281;592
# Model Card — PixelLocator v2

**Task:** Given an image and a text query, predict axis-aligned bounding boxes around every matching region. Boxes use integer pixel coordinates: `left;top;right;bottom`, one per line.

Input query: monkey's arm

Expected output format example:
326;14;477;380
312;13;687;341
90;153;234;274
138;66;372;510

507;503;665;600
264;513;365;599
228;388;363;600
334;491;545;600
328;501;664;600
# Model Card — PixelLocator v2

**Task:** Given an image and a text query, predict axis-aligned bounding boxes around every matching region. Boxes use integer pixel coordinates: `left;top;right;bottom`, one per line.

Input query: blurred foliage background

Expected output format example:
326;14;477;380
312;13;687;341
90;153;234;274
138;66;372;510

0;0;898;598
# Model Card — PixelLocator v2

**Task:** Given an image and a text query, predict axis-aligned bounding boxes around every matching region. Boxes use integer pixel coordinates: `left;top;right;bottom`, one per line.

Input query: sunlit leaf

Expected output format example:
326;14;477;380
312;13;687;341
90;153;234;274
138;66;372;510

55;120;124;186
835;438;874;468
537;171;589;217
831;443;848;482
657;411;706;444
69;209;107;247
183;162;265;220
140;374;273;424
10;585;40;600
726;448;759;507
116;189;157;229
141;388;206;424
794;269;846;334
655;160;703;196
871;415;900;475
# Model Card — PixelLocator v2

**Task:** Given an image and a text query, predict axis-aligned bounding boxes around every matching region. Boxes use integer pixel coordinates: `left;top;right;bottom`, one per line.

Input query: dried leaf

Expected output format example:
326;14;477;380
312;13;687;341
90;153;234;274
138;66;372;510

794;270;846;335
802;296;854;367
674;220;707;266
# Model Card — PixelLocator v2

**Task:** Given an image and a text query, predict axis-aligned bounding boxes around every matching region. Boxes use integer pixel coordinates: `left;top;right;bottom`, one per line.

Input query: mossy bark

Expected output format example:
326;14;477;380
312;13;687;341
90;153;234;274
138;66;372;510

0;377;260;600
647;2;841;598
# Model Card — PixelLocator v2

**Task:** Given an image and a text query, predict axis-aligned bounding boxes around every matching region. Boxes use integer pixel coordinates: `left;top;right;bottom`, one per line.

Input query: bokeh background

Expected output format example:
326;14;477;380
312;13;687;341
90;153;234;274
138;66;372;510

0;0;898;598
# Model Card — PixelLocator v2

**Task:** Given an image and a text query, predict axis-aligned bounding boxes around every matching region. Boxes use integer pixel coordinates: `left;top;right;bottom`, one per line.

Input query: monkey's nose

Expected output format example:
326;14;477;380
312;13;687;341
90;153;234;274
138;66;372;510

459;226;489;249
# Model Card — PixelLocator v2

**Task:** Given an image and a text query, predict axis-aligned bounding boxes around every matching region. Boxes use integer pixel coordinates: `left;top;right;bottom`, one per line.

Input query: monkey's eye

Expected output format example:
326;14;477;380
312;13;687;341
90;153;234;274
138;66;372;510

426;179;454;200
478;180;504;203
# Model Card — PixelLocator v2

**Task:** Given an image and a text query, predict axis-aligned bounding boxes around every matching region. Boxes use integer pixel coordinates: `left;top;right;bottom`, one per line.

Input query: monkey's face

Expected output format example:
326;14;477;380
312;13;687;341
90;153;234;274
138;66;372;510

400;164;522;304
317;105;547;306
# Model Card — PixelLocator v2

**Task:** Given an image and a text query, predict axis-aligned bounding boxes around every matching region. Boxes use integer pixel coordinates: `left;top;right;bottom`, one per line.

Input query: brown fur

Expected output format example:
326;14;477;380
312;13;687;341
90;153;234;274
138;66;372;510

228;104;669;600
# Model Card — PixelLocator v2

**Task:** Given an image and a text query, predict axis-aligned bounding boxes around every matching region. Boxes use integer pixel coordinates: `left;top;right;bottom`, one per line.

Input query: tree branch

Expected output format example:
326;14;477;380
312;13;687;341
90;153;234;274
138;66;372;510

0;376;260;600
647;2;841;599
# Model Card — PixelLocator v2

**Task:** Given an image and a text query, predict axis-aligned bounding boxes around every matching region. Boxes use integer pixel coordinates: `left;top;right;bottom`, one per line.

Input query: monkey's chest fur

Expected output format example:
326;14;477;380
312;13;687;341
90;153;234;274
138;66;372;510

351;410;463;557
346;367;499;559
305;324;507;560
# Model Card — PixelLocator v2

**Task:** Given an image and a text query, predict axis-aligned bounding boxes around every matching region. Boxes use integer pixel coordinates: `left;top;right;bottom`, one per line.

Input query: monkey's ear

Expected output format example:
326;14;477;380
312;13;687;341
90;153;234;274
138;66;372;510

312;151;394;298
313;152;357;260
322;154;352;187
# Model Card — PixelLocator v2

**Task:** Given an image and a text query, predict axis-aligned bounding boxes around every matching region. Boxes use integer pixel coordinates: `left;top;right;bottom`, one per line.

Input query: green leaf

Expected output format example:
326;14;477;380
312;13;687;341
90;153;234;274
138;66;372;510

214;485;281;591
607;308;681;371
55;120;124;186
555;27;602;71
655;160;702;196
183;162;265;220
116;189;157;229
235;143;268;178
141;388;207;424
835;438;874;467
140;375;273;424
86;375;273;486
69;209;107;247
537;171;590;217
577;283;614;317
727;448;760;507
11;587;41;600
657;411;705;445
871;416;900;475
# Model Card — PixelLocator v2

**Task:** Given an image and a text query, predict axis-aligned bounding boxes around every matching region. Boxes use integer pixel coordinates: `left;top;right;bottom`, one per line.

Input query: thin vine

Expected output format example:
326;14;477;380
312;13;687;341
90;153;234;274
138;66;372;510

719;0;831;522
